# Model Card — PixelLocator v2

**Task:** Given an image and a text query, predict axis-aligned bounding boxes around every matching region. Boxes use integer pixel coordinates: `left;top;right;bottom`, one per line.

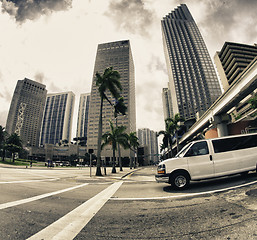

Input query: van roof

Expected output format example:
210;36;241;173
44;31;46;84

206;132;257;141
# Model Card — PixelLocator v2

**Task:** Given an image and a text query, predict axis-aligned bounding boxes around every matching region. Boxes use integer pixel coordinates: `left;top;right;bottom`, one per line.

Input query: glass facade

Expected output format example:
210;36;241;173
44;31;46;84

40;92;75;145
76;93;90;138
162;4;222;120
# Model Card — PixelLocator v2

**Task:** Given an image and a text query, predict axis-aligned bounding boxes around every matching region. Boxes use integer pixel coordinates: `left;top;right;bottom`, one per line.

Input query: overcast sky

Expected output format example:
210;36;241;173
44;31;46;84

0;0;256;138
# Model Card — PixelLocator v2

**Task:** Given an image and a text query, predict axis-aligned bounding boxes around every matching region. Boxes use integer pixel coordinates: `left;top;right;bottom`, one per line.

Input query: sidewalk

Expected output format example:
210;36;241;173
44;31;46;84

0;162;141;180
75;166;141;180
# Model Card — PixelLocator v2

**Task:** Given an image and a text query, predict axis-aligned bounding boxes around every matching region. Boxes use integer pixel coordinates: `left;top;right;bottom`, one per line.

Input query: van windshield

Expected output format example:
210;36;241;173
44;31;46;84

175;142;193;158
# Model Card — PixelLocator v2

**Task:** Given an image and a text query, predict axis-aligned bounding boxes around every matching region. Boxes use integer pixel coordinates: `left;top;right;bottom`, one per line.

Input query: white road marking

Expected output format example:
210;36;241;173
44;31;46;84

27;181;123;240
0;182;89;210
0;178;59;184
111;179;257;201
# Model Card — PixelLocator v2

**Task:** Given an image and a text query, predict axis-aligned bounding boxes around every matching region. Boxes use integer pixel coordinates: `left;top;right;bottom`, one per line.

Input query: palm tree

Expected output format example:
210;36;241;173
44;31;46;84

114;97;127;171
167;113;185;153
96;67;122;176
248;95;257;109
127;132;139;169
5;133;23;162
102;121;129;173
158;118;175;158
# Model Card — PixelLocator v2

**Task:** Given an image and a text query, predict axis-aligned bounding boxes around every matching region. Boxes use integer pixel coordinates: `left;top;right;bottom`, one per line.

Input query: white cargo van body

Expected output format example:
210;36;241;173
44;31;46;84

155;133;257;189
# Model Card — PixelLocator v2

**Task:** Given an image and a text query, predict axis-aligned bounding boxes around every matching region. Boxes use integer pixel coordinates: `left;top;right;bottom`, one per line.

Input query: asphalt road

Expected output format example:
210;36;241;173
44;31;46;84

0;165;257;239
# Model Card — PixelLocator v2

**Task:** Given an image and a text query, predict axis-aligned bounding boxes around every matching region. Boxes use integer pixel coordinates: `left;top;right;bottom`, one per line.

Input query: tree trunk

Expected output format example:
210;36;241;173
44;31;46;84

115;117;123;171
96;97;103;176
176;131;179;154
130;156;134;169
2;149;5;161
112;147;116;173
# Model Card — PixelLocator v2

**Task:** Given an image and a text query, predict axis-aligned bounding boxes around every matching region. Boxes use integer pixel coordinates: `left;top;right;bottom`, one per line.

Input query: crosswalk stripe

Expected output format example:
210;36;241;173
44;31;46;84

0;183;89;210
27;181;123;240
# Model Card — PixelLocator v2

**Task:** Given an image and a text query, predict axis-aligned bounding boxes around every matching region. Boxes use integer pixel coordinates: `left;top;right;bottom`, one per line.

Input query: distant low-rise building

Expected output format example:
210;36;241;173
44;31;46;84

137;128;159;165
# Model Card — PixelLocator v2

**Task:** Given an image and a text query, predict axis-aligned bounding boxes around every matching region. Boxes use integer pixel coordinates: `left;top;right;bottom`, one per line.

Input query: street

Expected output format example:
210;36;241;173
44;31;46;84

0;165;257;239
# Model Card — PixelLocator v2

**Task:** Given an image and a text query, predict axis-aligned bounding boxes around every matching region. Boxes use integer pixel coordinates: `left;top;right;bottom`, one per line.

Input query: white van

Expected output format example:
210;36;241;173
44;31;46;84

155;133;257;189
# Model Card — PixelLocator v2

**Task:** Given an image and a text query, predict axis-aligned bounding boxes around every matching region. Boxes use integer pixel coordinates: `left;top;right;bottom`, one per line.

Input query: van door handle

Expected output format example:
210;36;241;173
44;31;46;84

209;155;213;161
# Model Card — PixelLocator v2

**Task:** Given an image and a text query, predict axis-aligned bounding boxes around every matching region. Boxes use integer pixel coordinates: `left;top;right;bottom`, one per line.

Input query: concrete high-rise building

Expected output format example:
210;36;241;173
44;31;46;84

162;87;173;120
87;40;136;159
214;42;257;91
6;78;47;147
40;91;75;146
137;128;159;164
214;42;257;123
161;4;222;120
76;93;90;139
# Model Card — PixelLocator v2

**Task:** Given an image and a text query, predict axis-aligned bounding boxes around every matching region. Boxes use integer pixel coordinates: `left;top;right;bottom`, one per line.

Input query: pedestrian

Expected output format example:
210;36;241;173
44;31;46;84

30;160;32;168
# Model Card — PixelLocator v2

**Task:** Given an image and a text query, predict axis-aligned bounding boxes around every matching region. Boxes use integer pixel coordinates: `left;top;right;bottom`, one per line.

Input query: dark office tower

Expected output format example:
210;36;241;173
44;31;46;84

162;4;222;120
87;40;136;159
76;93;90;139
40;92;75;145
214;42;257;91
6;78;47;146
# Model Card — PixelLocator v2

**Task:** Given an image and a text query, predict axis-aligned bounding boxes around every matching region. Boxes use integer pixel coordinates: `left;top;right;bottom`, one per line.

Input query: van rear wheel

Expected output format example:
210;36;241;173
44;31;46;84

170;172;190;190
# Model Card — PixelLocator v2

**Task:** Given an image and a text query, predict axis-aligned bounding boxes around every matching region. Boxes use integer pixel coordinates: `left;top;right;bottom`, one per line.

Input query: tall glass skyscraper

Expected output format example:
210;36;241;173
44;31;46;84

162;4;221;120
40;91;75;145
87;40;136;159
6;78;47;147
76;93;90;139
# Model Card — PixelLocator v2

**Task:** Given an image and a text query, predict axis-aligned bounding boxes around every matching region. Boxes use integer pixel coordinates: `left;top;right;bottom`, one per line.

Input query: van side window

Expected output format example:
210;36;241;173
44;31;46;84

185;141;209;157
212;134;257;153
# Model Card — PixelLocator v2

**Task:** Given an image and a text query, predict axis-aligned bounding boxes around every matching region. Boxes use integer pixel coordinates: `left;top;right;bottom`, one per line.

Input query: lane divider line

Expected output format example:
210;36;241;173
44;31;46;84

27;181;123;240
111;179;257;201
0;178;60;184
0;183;89;210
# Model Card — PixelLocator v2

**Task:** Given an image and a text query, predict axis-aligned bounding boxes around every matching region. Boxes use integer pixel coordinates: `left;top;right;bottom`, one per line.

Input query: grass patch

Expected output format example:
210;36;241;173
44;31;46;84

0;159;45;167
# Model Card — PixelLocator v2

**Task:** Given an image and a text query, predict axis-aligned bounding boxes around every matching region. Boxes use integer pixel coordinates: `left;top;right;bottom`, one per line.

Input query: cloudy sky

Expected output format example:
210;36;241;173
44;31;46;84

0;0;256;138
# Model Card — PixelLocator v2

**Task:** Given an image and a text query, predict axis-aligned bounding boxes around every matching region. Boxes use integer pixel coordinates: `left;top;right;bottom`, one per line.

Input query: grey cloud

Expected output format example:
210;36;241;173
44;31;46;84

0;75;12;102
0;110;8;127
1;0;72;23
147;55;167;74
34;72;45;84
1;88;12;102
195;0;257;46
48;82;62;93
106;0;155;37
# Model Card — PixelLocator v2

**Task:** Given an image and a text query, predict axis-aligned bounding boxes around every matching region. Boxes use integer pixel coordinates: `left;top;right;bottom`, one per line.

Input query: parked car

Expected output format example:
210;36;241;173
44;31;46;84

156;133;257;189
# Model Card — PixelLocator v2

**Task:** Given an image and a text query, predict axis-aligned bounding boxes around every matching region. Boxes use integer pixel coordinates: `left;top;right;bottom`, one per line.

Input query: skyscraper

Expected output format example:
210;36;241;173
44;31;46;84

87;40;136;159
162;87;173;120
214;42;257;123
6;78;47;147
162;4;222;120
214;42;257;91
40;91;75;145
137;128;159;164
76;93;90;139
